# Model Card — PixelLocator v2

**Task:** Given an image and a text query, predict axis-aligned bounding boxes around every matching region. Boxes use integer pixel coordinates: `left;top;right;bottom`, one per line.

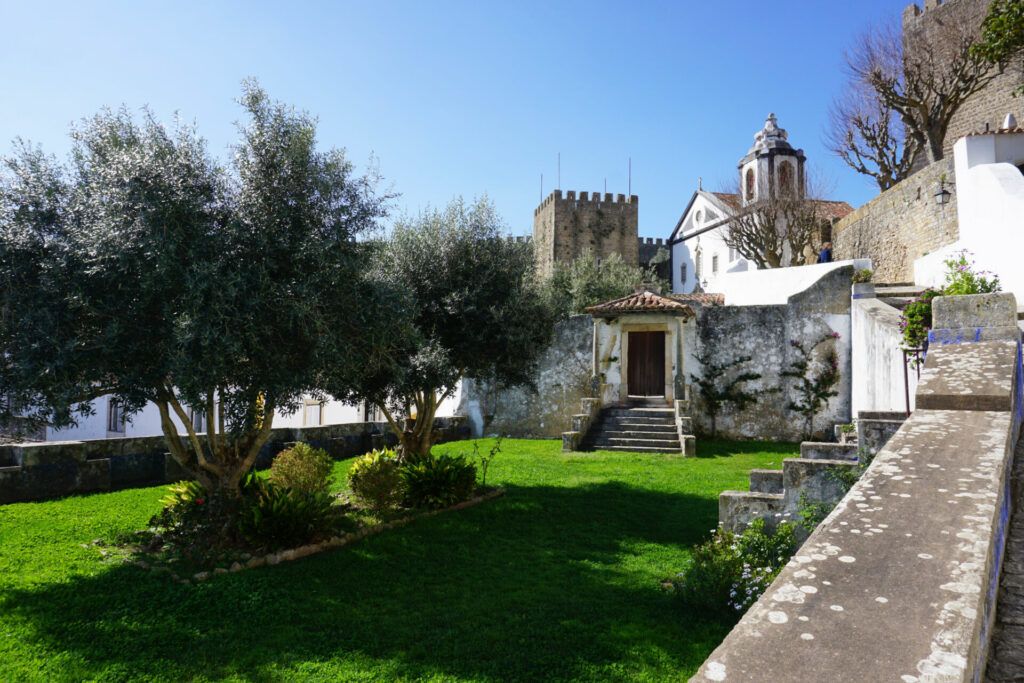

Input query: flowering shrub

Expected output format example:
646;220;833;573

674;518;797;618
900;251;1000;348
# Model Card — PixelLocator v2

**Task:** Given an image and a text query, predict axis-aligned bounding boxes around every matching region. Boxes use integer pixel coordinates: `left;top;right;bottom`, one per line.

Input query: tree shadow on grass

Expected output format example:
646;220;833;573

0;482;734;682
695;438;800;460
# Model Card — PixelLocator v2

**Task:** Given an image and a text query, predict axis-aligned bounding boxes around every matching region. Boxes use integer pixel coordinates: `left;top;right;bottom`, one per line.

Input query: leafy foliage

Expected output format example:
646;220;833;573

401;454;477;510
333;197;556;461
781;332;841;440
0;81;396;497
900;251;1000;348
674;519;797;618
269;443;334;495
347;449;404;513
972;0;1024;94
544;248;668;318
690;347;763;438
237;475;335;549
853;268;873;284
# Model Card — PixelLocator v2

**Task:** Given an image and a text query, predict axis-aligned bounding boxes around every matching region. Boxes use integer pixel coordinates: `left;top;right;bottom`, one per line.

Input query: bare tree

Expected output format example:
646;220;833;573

721;174;835;269
849;20;998;166
826;77;919;191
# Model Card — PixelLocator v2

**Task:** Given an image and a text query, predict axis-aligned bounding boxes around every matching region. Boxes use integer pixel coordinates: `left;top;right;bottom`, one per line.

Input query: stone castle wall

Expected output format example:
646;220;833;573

904;0;1024;169
833;157;958;282
533;190;639;278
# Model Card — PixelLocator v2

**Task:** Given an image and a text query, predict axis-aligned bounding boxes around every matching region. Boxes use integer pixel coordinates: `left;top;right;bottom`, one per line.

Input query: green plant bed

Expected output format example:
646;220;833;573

0;438;792;681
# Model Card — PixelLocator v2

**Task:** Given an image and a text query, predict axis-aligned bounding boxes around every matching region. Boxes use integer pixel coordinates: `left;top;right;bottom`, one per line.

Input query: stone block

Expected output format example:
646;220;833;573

799;442;858;462
17;441;88;467
76;458;112;493
719;491;784;533
932;292;1018;333
781;457;858;516
916;340;1018;411
561;431;582;452
749;469;783;494
110;451;164;487
681;435;696;458
164;453;193;483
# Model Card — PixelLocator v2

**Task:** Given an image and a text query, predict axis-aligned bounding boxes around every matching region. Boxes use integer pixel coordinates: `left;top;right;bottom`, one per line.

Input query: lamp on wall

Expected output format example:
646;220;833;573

934;179;953;206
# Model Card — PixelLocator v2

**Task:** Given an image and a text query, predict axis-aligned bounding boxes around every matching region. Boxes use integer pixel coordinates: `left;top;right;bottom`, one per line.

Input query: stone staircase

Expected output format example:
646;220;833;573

581;402;683;453
719;413;908;533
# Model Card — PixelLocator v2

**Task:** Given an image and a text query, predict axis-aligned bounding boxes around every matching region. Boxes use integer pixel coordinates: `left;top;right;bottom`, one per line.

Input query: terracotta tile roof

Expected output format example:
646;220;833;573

710;192;741;211
812;199;855;221
669;292;725;306
586;288;697;317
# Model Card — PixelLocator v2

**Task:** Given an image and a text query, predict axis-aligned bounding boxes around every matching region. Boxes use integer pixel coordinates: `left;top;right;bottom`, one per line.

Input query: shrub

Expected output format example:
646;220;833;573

269;442;333;494
675;519;796;618
348;449;404;512
852;268;873;284
401;454;477;509
155;480;210;528
900;251;1000;348
238;475;334;548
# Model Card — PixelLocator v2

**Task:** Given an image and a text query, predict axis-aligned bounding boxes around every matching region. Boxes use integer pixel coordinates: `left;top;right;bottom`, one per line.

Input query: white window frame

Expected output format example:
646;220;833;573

712;254;719;275
680;263;687;284
303;400;324;427
107;399;126;434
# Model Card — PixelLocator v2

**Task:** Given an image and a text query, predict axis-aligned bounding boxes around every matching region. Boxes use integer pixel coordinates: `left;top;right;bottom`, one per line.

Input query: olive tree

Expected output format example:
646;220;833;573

0;82;393;496
333;197;556;461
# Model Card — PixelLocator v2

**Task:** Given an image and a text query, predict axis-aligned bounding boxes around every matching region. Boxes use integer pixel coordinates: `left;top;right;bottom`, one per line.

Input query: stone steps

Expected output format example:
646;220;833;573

749;469;784;494
579;403;685;455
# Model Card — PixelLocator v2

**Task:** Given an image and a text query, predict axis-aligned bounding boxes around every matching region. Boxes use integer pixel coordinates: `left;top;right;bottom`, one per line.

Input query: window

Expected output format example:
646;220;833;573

729;246;737;263
778;161;793;197
694;246;703;279
107;399;126;433
695;210;703;225
745;168;755;201
303;401;323;427
189;408;206;433
712;254;719;275
680;263;687;284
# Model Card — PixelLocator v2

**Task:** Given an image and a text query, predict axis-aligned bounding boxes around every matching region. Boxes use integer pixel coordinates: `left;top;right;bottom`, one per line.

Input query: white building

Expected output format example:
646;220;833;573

47;390;461;442
669;114;852;294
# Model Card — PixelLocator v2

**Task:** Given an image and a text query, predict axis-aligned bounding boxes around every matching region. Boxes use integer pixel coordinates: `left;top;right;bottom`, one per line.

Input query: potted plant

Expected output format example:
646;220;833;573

851;269;874;299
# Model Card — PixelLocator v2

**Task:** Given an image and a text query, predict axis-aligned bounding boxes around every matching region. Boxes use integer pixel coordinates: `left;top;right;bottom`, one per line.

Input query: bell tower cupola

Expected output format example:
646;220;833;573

737;113;806;206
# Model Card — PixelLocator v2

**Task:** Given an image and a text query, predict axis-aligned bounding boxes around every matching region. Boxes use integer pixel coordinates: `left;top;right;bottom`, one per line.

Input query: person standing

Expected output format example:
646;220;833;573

818;241;833;263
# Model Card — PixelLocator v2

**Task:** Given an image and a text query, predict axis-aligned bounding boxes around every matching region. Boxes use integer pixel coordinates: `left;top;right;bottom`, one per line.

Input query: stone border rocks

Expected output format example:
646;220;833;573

128;488;505;585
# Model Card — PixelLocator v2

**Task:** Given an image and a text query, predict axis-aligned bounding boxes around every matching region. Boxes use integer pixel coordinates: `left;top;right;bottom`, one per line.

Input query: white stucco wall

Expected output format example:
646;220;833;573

914;133;1024;299
851;298;917;416
717;259;871;306
671;193;750;295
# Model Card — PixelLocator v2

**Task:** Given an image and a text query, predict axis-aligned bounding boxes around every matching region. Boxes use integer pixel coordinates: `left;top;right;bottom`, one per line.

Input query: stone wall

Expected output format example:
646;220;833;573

833;157;958;282
0;417;470;504
904;0;1024;170
532;190;639;278
688;265;854;442
693;292;1023;682
458;315;593;438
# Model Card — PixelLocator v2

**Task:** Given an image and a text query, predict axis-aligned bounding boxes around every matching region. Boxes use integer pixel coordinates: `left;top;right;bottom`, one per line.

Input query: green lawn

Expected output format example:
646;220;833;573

0;438;794;682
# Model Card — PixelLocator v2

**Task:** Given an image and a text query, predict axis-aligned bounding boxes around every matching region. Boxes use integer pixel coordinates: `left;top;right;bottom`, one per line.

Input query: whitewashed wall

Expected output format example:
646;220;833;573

851;298;917;416
717;259;871;306
915;132;1024;299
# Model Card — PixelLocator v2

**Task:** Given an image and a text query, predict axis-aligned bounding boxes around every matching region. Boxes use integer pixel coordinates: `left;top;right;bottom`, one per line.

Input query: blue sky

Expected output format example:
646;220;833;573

1;0;907;237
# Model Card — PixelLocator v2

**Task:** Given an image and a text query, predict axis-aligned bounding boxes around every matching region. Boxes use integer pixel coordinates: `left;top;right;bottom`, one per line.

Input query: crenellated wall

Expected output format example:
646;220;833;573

533;190;639;278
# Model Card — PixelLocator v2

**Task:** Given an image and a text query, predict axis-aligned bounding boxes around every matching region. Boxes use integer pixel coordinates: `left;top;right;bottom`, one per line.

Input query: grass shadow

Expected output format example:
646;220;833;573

1;481;732;681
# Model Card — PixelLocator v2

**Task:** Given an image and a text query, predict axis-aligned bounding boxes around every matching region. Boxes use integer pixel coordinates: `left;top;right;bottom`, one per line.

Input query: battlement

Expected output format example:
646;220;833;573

638;237;665;246
504;235;532;243
903;0;943;23
533;189;639;216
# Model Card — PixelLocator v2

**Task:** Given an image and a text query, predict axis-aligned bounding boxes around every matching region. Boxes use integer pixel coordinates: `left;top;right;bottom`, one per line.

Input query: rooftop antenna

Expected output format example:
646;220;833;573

628;157;632;196
557;152;561;190
540;173;543;202
604;177;607;193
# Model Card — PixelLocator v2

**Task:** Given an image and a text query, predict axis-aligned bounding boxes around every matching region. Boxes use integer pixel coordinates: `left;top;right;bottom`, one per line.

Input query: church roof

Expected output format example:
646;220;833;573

586;288;697;317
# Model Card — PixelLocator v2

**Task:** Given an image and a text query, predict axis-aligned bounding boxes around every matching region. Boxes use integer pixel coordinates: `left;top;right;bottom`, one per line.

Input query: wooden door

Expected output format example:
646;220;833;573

627;331;666;397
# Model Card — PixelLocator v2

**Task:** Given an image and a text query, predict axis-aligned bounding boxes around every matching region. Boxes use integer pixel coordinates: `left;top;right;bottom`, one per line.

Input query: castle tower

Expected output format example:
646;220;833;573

738;113;807;206
532;190;639;278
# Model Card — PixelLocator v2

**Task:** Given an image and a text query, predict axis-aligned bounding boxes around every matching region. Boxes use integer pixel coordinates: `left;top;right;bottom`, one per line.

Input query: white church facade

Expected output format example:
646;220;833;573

670;114;851;294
